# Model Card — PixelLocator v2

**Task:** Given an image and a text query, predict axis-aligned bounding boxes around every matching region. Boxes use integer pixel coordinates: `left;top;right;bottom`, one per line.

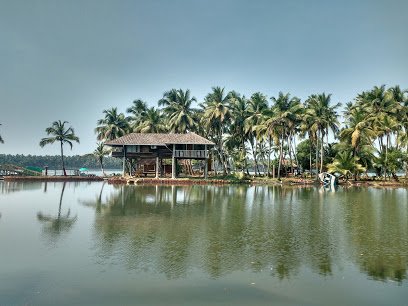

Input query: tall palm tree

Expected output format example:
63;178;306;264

126;99;148;130
229;92;250;173
260;92;302;178
201;87;231;175
159;89;198;133
358;86;400;177
339;105;376;157
40;120;80;176
0;123;3;143
244;92;269;175
135;107;167;133
94;142;110;176
304;93;340;173
95;107;130;141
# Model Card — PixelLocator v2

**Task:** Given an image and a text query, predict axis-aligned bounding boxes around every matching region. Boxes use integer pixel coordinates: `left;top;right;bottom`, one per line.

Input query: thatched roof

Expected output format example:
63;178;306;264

105;132;214;146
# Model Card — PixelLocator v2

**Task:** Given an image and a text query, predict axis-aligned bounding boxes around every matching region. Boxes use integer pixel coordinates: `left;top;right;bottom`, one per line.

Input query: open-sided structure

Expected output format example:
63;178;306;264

105;132;214;179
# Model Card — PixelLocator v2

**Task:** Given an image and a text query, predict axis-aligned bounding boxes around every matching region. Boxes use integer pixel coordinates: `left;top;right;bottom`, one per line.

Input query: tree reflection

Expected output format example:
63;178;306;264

344;188;408;283
37;182;77;244
84;184;408;283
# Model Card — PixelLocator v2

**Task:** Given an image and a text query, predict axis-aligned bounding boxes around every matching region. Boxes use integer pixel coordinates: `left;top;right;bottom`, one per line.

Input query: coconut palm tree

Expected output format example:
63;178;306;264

95;107;130;141
94;142;110;176
228;92;250;173
260;92;302;178
244;92;269;175
327;151;366;181
304;93;340;173
40;120;80;176
201;87;231;175
127;99;148;130
159;89;198;133
135;107;167;133
339;105;376;157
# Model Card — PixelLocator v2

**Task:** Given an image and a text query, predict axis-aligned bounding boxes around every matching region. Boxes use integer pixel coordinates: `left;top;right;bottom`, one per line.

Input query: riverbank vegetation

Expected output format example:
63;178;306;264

94;85;407;181
0;154;122;169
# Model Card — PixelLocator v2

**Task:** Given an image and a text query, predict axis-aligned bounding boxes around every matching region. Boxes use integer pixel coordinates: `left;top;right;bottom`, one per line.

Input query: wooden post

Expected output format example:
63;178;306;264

172;144;176;179
204;144;208;179
122;145;126;176
155;156;159;179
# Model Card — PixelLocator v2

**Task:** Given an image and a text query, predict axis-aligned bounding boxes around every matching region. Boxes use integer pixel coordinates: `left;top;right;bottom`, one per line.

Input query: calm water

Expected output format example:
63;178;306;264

0;182;407;305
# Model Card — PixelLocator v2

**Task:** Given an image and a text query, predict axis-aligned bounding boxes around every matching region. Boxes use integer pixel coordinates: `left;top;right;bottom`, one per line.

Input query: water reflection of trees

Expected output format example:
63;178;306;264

343;188;408;282
87;185;408;282
37;182;77;245
0;181;43;194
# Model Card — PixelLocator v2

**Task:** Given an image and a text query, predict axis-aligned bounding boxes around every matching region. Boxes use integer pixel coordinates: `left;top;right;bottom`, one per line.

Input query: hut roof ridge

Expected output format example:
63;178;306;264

105;132;214;146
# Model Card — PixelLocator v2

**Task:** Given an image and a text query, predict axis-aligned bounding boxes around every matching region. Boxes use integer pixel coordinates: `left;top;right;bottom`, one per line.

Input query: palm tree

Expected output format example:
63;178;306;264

159;89;198;133
127;99;148;130
244;92;269;175
229;92;250;173
95;107;130;141
0;123;3;143
327;151;366;181
201;87;231;175
94;142;110;176
339;105;376;157
40;120;80;176
260;92;302;178
304;93;340;173
135;107;167;133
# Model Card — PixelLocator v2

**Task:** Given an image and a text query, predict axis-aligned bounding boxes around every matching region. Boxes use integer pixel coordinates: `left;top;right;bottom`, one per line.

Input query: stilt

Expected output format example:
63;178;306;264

155;156;159;179
122;145;126;176
172;144;176;179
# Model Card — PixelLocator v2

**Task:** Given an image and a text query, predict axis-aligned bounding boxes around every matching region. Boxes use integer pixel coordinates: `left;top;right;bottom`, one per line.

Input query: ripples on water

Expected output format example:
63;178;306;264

0;181;407;305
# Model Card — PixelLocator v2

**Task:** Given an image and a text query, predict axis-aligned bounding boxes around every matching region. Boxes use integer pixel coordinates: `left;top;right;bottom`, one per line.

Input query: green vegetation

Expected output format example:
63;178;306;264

39;120;80;176
0;154;121;169
93;142;110;175
94;85;408;181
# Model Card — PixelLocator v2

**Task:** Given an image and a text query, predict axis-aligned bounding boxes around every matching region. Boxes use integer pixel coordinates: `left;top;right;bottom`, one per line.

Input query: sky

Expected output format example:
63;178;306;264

1;0;407;155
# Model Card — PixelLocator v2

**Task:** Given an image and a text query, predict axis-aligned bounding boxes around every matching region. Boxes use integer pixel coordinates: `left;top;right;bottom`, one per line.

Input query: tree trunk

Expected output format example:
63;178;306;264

293;134;300;175
267;136;272;177
277;135;283;179
320;130;324;173
315;132;319;179
309;142;312;177
249;137;258;176
287;135;293;175
60;141;66;176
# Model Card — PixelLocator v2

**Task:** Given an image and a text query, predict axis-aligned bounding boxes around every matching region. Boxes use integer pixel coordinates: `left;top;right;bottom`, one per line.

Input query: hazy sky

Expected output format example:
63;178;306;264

1;0;407;155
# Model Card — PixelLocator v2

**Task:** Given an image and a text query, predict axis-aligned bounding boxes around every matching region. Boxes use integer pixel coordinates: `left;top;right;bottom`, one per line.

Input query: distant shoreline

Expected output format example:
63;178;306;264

2;175;407;188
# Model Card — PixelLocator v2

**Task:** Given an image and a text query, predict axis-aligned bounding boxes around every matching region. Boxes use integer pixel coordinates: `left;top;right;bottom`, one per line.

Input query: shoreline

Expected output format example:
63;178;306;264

2;175;407;188
2;176;103;182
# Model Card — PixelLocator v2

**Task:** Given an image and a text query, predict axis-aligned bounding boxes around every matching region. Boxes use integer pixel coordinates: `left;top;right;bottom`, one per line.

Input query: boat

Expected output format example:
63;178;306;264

318;172;337;188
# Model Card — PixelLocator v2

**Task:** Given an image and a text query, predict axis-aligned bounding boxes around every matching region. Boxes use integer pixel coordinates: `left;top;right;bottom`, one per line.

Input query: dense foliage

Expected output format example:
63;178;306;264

92;85;408;179
0;154;122;169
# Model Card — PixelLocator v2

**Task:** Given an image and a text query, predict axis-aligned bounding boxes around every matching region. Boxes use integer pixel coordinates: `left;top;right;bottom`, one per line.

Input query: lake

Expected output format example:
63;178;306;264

0;181;407;305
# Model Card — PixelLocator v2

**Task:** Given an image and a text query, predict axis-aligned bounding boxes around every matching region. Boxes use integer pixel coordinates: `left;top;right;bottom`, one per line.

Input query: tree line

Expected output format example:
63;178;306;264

0;154;122;170
94;85;408;180
2;84;407;179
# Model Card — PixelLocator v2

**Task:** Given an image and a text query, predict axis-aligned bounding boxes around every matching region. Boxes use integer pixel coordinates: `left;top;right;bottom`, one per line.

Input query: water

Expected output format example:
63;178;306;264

0;182;407;305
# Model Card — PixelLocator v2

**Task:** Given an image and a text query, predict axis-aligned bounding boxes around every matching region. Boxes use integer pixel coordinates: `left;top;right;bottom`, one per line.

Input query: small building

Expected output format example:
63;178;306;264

105;132;214;179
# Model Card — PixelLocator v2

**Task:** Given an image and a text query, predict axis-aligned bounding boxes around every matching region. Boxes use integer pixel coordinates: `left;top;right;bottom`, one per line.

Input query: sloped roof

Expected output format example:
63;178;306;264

105;132;214;146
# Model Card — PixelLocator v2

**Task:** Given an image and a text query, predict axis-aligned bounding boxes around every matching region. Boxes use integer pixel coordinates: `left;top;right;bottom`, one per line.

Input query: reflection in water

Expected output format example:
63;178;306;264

0;181;43;194
84;185;408;283
37;182;77;245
